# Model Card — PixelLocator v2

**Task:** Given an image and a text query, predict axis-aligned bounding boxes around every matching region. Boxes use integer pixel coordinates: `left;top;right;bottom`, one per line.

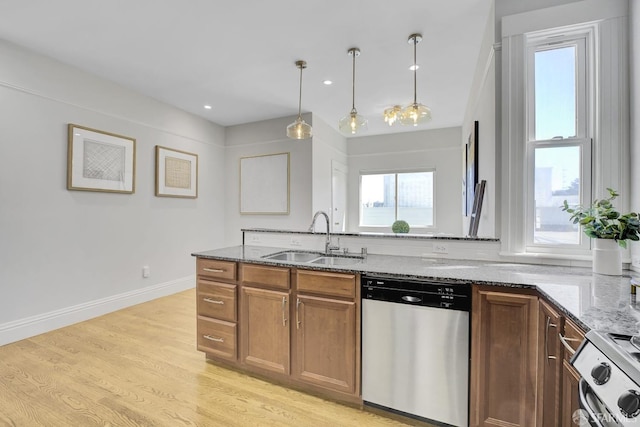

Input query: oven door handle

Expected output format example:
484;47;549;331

578;378;608;427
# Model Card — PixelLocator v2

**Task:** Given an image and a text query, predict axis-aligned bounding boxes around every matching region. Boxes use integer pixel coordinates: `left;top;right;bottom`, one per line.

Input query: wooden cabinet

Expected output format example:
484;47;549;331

470;286;539;427
239;263;291;375
560;319;585;427
293;270;358;395
196;258;238;363
241;286;290;375
537;298;563;427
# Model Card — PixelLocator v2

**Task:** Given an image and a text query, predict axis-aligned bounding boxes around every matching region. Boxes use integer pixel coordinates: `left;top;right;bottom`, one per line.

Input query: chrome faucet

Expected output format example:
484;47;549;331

308;210;339;254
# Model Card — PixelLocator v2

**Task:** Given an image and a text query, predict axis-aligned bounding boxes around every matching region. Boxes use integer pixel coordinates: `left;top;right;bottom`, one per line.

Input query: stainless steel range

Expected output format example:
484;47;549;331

572;330;640;426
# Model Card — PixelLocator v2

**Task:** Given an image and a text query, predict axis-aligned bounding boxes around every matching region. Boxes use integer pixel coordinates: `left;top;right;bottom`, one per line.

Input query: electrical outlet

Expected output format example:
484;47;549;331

142;266;150;278
290;236;301;246
250;235;260;244
433;244;449;254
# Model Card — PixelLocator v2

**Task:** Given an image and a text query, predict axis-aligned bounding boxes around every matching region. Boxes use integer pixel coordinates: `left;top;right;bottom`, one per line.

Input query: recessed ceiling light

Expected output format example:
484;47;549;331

409;65;420;71
323;80;333;85
204;105;212;109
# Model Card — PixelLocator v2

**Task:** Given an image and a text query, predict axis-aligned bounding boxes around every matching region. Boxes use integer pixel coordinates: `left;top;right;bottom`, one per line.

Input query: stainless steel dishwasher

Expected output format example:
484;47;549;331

361;275;471;427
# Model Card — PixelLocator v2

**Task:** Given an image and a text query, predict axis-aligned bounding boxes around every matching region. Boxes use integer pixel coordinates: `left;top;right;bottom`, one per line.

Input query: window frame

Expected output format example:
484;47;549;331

358;168;436;230
522;27;594;256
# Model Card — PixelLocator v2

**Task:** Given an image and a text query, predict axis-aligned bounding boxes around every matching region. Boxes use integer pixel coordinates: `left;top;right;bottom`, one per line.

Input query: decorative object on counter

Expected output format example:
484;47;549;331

338;47;367;135
466;120;479;215
286;60;312;140
562;188;640;275
67;124;136;194
468;179;486;238
240;152;290;214
391;220;410;233
155;146;198;198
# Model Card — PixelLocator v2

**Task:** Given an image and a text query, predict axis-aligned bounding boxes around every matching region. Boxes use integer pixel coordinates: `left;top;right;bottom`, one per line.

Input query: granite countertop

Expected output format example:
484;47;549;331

192;245;640;336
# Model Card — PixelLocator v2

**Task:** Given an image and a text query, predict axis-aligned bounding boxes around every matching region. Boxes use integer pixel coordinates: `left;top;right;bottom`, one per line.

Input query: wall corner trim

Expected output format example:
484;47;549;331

0;275;195;346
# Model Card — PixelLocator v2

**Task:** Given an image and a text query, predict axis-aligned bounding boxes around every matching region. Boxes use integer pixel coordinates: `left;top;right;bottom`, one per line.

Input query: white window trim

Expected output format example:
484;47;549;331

500;6;630;261
358;168;436;231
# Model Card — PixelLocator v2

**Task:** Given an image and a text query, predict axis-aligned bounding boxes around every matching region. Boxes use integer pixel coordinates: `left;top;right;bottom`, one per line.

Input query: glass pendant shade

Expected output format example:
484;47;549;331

287;60;312;140
339;110;368;134
399;102;432;126
339;47;367;135
286;116;313;139
383;105;401;126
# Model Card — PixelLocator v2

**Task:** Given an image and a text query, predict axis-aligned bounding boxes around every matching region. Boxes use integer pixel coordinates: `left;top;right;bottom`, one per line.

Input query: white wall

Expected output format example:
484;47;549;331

631;1;640;272
462;2;497;238
310;114;348;232
224;115;313;246
0;39;226;344
346;127;463;236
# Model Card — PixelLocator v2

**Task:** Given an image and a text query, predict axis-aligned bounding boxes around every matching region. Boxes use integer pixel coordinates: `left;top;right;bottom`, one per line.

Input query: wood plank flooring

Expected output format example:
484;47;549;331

0;289;418;427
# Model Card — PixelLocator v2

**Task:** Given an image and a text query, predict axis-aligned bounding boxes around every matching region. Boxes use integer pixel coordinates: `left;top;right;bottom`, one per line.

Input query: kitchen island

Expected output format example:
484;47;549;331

192;244;639;427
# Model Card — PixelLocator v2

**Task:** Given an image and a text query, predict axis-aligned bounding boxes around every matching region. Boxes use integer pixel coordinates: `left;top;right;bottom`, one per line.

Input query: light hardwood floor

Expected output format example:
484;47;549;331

0;289;417;427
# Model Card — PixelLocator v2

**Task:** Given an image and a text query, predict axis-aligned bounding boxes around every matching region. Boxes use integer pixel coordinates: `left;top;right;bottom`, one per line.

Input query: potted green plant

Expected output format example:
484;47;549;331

562;188;640;275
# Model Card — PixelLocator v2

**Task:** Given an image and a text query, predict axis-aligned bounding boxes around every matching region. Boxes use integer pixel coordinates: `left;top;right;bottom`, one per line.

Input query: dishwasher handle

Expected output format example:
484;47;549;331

402;295;422;303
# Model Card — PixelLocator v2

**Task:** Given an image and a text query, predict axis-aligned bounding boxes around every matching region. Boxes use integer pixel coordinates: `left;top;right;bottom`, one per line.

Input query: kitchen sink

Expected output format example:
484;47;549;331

309;256;362;266
262;251;323;262
262;250;363;265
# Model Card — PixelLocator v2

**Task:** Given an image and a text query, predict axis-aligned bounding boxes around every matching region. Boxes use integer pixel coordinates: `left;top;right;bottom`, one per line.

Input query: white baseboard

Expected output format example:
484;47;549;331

0;275;195;346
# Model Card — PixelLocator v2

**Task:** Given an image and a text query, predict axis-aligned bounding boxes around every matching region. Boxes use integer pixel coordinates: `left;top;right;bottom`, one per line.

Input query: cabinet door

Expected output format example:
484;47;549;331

470;287;539;427
537;299;563;427
241;286;290;375
293;294;356;394
560;319;584;426
561;360;581;427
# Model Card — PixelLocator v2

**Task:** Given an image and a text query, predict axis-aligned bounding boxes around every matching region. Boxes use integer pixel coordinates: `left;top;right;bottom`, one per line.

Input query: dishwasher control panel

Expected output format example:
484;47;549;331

362;276;471;312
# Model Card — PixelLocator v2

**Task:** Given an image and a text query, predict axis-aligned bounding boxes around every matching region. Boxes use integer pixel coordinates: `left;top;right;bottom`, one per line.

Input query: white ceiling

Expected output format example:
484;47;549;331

0;0;493;137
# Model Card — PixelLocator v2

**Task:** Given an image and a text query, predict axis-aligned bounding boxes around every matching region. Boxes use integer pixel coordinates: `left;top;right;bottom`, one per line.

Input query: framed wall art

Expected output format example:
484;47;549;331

155;146;198;198
240;152;290;214
67;124;136;193
466;120;479;213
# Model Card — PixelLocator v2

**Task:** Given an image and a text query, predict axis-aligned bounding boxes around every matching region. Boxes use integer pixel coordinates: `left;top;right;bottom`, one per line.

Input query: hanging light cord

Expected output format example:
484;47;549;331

297;64;303;119
351;51;357;113
412;35;418;105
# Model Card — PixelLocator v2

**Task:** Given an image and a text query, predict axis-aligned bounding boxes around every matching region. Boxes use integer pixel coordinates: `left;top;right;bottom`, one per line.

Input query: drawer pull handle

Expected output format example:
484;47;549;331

203;298;224;305
559;333;580;355
282;297;287;326
296;298;301;329
203;268;224;273
203;335;224;343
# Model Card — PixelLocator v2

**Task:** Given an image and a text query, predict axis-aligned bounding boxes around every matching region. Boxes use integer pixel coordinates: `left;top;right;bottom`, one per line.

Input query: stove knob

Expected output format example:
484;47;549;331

618;390;640;418
590;362;611;385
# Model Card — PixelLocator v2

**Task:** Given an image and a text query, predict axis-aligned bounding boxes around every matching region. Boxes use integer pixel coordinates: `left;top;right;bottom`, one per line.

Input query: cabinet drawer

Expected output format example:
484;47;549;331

561;319;585;362
197;316;236;361
197;280;236;322
296;270;356;299
241;264;290;289
197;258;236;281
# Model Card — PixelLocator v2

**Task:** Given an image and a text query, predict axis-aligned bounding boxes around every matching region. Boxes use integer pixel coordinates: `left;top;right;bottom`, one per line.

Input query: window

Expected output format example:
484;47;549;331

524;29;592;253
360;171;434;228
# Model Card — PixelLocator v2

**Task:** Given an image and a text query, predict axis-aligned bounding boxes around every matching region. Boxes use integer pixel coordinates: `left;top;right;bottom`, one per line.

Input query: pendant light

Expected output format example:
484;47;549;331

399;33;431;126
286;60;312;140
338;47;367;135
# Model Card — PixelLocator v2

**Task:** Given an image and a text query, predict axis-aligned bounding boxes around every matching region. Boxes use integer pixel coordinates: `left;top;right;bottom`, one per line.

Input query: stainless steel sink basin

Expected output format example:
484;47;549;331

309;256;362;266
262;251;323;262
262;250;363;266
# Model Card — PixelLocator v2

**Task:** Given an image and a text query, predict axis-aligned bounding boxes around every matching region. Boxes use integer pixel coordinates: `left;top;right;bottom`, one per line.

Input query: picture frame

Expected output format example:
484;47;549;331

67;124;136;193
466;120;479;213
155;146;198;198
240;152;290;215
